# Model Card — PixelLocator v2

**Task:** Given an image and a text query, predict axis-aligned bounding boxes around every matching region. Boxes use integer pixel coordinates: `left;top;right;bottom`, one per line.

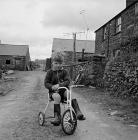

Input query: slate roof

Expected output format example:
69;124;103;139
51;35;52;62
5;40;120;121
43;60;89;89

95;0;138;32
0;44;29;56
52;38;95;53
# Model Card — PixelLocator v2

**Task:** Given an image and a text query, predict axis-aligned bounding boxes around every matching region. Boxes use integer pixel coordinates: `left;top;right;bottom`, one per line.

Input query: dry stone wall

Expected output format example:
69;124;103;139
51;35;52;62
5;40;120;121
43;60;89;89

63;58;106;87
104;36;138;100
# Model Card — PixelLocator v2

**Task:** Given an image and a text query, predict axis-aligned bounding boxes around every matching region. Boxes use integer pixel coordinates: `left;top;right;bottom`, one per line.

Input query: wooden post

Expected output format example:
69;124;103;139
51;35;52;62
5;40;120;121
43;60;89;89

73;33;76;63
70;65;73;80
82;48;85;61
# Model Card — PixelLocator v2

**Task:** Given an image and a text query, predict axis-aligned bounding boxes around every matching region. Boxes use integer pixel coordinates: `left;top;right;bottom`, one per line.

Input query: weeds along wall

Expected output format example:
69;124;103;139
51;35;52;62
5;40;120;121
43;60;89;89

104;36;138;100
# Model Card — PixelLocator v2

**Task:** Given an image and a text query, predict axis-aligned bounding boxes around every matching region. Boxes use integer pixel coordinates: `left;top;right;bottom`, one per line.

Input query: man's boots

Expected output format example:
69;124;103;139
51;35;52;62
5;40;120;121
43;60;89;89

51;104;61;126
71;98;86;120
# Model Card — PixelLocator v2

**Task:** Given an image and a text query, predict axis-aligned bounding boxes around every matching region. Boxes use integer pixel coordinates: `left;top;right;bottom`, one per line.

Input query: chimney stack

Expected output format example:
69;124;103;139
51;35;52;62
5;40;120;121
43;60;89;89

126;0;138;7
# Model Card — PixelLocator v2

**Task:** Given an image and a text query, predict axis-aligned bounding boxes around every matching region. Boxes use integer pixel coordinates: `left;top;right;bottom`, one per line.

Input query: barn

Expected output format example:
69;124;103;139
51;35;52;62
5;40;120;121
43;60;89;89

0;44;31;71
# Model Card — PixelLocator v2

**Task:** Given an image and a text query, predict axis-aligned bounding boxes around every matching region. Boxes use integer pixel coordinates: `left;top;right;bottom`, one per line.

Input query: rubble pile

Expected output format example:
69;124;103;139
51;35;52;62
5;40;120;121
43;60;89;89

0;80;14;95
0;70;16;96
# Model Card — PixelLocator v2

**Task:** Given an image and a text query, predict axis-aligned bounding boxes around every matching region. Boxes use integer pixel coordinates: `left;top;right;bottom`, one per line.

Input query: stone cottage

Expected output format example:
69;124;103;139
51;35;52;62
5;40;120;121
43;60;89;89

95;0;138;59
51;38;95;65
0;44;31;71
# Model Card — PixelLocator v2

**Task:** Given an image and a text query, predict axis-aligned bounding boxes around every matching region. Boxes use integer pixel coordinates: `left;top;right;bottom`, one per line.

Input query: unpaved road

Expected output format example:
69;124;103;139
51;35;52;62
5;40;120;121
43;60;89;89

0;71;138;140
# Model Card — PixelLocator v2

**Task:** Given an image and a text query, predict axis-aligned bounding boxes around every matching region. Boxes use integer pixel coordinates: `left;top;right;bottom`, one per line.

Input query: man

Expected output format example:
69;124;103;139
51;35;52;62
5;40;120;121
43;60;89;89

44;52;85;126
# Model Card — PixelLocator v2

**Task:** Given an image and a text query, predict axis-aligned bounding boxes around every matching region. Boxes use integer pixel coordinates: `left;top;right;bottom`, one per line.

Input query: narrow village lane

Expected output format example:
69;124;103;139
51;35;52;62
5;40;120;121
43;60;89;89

0;71;138;140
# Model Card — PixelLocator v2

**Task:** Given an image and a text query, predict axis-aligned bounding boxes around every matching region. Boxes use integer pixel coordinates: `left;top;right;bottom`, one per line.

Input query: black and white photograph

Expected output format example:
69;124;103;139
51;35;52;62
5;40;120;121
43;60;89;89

0;0;138;139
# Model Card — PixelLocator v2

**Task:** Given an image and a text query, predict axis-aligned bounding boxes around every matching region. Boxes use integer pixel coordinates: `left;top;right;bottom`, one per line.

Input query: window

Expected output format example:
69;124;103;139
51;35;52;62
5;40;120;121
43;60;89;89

116;17;121;33
6;60;11;64
135;2;138;15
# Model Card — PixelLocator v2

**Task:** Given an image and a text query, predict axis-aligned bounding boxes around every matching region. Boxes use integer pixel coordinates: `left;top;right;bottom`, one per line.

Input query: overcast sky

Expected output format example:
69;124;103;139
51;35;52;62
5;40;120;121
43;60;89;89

0;0;126;60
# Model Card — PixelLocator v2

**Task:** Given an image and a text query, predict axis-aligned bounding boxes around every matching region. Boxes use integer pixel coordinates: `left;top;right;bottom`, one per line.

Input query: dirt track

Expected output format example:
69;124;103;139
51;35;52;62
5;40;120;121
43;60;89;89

0;71;138;140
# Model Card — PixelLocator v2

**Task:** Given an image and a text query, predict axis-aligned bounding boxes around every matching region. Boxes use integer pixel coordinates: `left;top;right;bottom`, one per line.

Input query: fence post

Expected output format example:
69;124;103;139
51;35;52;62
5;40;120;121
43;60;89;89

70;65;73;80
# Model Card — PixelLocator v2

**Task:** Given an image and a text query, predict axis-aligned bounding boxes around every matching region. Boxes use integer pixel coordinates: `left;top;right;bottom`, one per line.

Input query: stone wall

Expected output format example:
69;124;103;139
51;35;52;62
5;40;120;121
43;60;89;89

63;56;106;87
0;55;26;70
63;61;93;80
104;36;138;100
63;51;93;65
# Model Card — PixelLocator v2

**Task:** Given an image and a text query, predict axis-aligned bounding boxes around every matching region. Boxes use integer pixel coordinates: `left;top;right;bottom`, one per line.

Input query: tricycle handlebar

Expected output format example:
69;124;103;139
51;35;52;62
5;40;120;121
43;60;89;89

57;87;69;91
70;85;84;88
57;85;84;91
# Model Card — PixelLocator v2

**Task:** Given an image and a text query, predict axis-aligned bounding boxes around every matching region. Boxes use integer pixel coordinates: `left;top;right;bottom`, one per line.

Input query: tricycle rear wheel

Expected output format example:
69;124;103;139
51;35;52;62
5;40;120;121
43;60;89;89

38;112;45;126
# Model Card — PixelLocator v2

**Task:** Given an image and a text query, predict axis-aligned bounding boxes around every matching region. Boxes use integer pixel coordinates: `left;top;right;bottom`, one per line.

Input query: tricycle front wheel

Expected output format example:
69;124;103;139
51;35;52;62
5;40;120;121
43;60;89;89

61;109;77;135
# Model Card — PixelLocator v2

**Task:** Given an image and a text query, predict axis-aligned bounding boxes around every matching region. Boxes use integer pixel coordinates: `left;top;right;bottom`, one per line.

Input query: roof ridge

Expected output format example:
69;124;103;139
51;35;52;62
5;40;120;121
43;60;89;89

0;44;28;47
53;38;94;42
95;0;138;32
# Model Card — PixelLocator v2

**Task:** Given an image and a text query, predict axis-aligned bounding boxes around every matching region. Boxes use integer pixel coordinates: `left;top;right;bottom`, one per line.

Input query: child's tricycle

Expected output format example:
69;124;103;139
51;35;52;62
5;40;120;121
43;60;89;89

38;84;83;135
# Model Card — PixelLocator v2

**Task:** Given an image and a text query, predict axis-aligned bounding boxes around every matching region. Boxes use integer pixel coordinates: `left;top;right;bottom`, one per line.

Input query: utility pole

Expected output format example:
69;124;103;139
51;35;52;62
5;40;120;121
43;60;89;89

73;33;76;63
72;32;85;63
63;31;85;63
82;48;85;61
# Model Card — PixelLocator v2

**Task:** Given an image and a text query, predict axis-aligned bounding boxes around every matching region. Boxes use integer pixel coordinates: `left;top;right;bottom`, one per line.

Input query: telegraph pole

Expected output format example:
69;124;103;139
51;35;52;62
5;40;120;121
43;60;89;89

63;31;85;63
73;33;76;63
72;32;85;63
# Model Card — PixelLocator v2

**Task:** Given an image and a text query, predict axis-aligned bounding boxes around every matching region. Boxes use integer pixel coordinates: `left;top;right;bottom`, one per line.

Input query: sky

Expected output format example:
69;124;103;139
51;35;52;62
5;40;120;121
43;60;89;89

0;0;126;60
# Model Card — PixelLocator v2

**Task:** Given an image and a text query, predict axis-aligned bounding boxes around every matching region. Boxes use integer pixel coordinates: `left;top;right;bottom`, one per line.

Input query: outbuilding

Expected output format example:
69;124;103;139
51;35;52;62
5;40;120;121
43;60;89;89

0;44;31;71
